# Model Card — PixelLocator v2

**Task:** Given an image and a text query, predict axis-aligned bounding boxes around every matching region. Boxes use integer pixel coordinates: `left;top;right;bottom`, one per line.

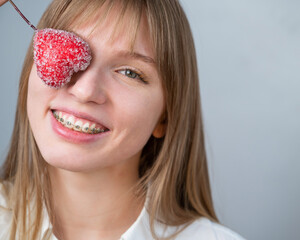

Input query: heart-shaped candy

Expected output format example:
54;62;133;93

33;28;92;88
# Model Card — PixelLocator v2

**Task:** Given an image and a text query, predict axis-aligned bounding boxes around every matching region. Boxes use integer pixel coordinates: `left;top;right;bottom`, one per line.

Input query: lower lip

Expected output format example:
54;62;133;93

49;110;110;144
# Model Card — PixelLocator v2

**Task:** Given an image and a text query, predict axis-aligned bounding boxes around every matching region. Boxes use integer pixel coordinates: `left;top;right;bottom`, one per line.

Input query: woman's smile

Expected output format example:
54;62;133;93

52;109;110;134
50;109;111;144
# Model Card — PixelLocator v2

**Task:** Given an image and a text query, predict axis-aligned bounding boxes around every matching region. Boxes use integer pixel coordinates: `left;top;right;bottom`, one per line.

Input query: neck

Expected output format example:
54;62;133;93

48;165;145;240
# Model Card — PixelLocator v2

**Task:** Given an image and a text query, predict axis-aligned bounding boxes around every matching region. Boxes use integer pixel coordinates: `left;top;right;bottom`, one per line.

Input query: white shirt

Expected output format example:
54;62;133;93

0;182;246;240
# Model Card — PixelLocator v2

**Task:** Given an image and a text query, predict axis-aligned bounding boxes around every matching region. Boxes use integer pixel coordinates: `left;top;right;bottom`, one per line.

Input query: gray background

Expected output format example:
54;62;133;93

0;1;299;239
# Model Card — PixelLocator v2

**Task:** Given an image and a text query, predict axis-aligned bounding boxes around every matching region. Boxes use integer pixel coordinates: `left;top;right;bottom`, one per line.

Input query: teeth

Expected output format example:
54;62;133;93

73;121;83;131
66;116;74;129
90;124;96;134
53;111;107;134
82;123;90;133
59;114;67;125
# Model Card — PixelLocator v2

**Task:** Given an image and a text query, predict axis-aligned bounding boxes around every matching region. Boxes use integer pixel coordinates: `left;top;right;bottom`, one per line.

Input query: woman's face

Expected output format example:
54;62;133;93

27;9;165;173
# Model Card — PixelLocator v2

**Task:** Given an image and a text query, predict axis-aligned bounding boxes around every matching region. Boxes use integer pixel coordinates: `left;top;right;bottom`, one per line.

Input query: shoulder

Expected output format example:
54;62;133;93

122;206;246;240
176;217;246;240
0;180;12;209
0;181;13;239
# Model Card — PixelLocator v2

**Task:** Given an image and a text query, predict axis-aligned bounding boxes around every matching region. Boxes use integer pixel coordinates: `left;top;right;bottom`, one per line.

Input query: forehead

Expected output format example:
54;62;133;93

70;1;154;59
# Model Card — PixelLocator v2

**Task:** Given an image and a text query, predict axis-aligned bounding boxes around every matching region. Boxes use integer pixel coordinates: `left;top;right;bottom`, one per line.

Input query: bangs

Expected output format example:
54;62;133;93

38;0;144;52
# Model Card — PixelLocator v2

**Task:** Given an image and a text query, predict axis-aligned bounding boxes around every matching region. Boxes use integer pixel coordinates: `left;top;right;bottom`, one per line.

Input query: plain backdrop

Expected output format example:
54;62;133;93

0;1;299;239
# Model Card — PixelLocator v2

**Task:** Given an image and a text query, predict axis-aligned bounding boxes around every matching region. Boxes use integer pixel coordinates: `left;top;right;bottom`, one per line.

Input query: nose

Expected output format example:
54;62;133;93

66;69;107;105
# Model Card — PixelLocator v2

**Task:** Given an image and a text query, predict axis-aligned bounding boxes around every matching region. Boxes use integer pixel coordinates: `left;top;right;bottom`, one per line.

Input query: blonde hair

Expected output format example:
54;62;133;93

0;0;218;239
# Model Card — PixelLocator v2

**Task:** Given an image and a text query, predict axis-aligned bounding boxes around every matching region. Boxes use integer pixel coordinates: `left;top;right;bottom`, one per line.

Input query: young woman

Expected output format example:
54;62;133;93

0;0;245;239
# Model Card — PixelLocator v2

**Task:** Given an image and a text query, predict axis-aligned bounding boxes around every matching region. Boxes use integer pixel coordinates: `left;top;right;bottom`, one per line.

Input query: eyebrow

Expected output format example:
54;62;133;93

118;50;156;64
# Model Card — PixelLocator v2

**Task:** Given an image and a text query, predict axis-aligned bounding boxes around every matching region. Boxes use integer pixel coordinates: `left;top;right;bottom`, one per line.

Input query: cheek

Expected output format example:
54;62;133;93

27;65;56;115
113;88;164;148
27;66;41;124
27;66;57;146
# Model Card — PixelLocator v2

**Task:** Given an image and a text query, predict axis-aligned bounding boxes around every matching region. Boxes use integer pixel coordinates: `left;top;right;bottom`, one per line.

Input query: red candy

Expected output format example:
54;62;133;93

33;28;92;88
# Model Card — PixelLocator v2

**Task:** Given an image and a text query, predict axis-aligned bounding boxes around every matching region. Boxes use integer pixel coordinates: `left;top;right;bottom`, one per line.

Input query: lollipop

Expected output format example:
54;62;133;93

8;0;92;88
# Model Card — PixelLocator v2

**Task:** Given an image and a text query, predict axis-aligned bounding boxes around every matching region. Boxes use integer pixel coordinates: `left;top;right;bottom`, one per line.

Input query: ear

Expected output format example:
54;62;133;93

152;113;167;138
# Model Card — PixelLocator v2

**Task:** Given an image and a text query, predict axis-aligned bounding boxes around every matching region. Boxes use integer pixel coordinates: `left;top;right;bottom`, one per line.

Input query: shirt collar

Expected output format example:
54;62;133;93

120;206;153;240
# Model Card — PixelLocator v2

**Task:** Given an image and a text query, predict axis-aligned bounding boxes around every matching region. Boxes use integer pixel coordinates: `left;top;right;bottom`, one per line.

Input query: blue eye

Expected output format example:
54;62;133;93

118;68;147;83
124;69;140;79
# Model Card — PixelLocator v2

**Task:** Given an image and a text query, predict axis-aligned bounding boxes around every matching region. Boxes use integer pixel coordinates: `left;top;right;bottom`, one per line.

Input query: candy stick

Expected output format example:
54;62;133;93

8;0;37;30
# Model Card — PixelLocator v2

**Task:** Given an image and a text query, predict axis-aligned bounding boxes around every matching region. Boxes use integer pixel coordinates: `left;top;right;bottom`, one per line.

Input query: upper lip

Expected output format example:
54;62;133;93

51;107;110;130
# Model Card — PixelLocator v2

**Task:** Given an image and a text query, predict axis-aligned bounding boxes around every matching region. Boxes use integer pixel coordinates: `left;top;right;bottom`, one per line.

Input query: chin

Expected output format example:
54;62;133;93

40;149;99;173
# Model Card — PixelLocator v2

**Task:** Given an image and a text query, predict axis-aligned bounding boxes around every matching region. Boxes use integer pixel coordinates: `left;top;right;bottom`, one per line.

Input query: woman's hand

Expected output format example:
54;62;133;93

0;0;8;7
